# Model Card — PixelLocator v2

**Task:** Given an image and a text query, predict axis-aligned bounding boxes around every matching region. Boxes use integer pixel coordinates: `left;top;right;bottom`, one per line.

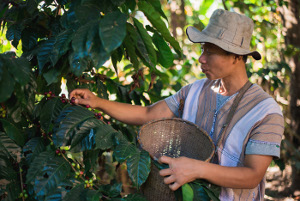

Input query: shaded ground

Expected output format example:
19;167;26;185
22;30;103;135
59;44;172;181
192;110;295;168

265;165;300;200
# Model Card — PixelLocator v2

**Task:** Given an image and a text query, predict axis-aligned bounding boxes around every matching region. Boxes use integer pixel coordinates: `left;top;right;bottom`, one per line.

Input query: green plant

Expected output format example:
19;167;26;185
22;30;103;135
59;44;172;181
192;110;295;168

0;0;207;200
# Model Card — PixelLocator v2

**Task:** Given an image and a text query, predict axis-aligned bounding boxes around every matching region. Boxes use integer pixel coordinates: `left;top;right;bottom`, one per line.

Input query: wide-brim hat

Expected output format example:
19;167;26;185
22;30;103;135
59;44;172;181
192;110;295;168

186;9;261;60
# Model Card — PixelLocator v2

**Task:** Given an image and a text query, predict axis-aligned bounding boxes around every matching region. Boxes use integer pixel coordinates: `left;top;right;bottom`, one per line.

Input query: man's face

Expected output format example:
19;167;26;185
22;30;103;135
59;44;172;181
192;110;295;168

198;43;235;80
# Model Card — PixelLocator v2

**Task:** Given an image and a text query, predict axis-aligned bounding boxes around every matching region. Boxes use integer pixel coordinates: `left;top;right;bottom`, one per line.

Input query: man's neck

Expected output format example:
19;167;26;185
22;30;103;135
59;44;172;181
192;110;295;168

219;65;249;96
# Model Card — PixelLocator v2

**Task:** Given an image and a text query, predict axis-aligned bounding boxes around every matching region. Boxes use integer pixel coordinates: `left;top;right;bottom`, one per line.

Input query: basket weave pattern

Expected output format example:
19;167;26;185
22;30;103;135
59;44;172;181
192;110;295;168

138;118;215;201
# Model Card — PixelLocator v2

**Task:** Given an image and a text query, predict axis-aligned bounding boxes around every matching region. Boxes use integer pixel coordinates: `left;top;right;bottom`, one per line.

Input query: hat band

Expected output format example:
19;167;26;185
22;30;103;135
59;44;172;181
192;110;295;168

202;23;251;49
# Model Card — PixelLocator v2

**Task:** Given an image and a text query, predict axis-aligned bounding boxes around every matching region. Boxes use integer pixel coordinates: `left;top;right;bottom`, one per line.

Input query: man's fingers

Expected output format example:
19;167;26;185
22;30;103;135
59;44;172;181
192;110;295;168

163;175;176;185
158;155;172;164
69;89;87;99
159;168;172;177
169;182;181;191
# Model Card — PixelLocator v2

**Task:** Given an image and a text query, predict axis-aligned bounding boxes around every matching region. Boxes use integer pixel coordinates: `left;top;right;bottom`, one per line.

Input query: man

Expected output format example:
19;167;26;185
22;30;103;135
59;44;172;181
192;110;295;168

70;9;284;200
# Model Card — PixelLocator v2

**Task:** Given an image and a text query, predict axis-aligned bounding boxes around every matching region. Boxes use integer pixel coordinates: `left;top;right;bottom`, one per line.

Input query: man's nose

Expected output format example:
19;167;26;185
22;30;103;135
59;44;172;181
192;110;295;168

198;54;206;64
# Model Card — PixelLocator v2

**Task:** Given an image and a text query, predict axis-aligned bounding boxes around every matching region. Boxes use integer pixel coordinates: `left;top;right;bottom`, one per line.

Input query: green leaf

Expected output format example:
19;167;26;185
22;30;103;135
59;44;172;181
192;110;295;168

99;11;127;53
0;67;15;102
6;24;22;48
75;4;100;25
153;32;174;68
0;132;21;162
37;38;56;72
147;0;168;21
26;151;70;196
0;119;24;146
98;183;122;198
182;183;194;201
0;152;17;180
133;18;157;67
126;149;151;188
123;35;139;70
21;28;38;51
138;1;182;58
83;149;101;172
88;33;110;69
113;132;138;163
94;124;119;150
51;29;75;65
53;106;95;147
43;67;61;85
69;118;102;152
23;137;46;163
72;20;99;59
63;183;102;201
40;97;67;132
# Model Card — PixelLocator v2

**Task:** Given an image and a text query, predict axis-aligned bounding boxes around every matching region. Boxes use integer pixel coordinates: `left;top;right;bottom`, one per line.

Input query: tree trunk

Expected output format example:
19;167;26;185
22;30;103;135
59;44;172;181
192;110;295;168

170;0;186;38
278;0;300;194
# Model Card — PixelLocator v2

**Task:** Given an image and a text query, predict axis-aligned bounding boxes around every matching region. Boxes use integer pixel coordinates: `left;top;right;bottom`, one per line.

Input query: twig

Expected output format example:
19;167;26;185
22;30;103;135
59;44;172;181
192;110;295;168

222;0;229;10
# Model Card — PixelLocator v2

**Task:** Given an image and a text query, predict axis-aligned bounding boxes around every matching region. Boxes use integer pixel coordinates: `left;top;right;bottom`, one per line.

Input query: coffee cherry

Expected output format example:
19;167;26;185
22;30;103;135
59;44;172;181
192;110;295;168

61;94;66;98
55;149;60;154
80;171;84;175
70;97;76;104
72;163;76;167
61;150;66;154
86;105;90;108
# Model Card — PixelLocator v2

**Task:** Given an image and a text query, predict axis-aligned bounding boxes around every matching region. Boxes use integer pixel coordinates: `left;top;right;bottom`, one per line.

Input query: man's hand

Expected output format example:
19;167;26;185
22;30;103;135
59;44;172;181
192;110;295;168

158;156;200;191
69;88;99;108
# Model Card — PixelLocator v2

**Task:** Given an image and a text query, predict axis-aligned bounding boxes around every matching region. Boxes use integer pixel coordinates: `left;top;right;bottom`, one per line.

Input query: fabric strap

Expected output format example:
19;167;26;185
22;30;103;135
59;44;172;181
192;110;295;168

216;80;253;148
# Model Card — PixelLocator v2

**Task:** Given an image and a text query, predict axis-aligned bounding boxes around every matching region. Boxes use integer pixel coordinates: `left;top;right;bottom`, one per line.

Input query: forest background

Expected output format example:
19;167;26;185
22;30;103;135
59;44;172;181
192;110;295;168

0;0;299;200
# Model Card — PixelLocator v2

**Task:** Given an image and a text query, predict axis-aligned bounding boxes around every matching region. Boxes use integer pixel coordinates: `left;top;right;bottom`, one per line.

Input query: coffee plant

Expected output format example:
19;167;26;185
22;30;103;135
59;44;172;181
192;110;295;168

0;0;221;200
0;0;184;200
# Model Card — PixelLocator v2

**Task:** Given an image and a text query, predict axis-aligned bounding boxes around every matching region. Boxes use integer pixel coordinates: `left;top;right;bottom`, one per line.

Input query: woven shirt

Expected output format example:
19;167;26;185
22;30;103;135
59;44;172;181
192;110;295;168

164;78;284;201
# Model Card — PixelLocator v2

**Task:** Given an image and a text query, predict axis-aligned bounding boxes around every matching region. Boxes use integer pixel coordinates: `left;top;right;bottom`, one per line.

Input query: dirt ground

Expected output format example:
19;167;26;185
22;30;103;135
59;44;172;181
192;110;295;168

265;165;300;201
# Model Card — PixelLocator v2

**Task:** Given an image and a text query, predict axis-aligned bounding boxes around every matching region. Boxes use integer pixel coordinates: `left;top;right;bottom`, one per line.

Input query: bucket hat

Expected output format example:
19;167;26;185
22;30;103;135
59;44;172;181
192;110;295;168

186;9;261;60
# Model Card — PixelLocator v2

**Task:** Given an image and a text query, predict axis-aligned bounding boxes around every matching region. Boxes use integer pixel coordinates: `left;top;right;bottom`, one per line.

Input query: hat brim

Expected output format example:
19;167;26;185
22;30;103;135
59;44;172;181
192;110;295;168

186;26;261;60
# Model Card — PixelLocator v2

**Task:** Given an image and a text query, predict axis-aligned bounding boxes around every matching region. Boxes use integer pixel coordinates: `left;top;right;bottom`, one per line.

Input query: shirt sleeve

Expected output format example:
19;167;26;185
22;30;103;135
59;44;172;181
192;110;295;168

245;113;284;159
164;83;192;117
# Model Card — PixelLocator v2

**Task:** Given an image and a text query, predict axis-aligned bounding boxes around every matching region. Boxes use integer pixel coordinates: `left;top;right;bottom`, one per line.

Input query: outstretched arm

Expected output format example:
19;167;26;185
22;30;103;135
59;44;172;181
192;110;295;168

69;88;175;125
158;154;273;191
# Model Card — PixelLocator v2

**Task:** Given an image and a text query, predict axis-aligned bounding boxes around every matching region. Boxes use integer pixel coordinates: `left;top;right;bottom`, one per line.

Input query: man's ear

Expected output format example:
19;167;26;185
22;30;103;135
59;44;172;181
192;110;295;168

232;55;243;64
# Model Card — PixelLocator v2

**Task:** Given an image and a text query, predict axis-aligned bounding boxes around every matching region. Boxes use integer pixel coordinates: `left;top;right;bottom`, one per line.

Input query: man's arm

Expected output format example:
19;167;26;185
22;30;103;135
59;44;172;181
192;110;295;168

158;154;273;191
69;88;175;125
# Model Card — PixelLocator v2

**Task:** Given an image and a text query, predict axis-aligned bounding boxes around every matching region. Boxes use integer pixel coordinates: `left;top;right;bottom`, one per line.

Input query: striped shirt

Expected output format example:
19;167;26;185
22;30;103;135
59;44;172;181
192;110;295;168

164;78;284;201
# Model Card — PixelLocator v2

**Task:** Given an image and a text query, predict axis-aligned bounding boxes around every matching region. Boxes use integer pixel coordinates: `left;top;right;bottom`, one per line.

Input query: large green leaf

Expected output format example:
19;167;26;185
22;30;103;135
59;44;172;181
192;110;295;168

123;28;139;69
23;137;46;163
50;29;75;66
72;20;99;59
63;183;102;201
4;56;31;86
0;151;18;180
37;38;56;72
98;183;122;198
40;97;67;133
26;151;70;196
69;118;102;152
0;119;24;146
21;28;38;51
138;1;182;58
53;106;95;147
153;32;174;68
182;183;194;201
94;124;119;150
83;149;101;172
0;132;21;162
147;0;168;21
113;132;138;163
6;23;22;48
0;66;15;102
99;11;127;53
133;18;157;67
75;4;100;25
126;149;151;188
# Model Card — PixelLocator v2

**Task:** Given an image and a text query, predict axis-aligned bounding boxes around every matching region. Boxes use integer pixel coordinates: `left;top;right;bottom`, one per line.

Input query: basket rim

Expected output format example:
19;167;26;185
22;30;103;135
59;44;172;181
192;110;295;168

138;117;215;162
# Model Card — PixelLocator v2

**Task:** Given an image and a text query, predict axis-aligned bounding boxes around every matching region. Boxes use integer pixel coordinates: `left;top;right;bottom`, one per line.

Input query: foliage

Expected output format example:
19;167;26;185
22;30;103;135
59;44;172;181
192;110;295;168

0;0;187;200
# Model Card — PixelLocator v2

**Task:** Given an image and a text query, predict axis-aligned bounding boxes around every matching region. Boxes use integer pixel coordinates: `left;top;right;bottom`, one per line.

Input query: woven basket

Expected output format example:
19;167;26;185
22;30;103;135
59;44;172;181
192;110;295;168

138;118;215;201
